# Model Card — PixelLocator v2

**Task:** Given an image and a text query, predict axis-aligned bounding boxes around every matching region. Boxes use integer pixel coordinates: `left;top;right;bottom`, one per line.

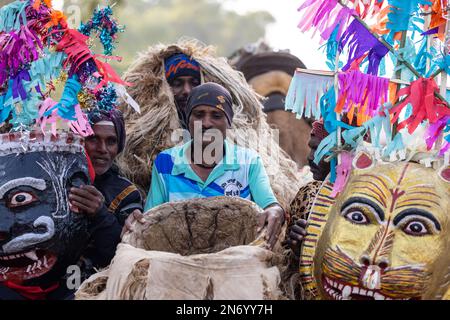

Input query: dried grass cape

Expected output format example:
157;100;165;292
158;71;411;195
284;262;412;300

116;39;302;209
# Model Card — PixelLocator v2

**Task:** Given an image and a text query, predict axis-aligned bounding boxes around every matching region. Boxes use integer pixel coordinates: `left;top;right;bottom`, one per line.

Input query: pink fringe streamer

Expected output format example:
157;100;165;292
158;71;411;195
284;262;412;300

338;69;389;117
0;23;43;79
297;0;356;42
425;115;449;152
37;98;93;137
331;151;354;198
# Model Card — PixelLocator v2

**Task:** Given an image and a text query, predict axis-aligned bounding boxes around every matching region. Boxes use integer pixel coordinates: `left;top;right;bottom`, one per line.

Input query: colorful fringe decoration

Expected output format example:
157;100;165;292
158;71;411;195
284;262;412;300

0;24;43;80
43;76;81;121
78;6;124;56
285;71;334;120
92;54;132;91
389;37;418;82
339;19;389;75
390;78;450;134
427;0;447;41
342;103;392;148
425;115;450;152
0;1;135;133
429;53;450;77
330;151;353;197
37;98;93;137
297;0;356;42
294;0;450;194
349;0;385;19
69;104;94;137
0;0;28;32
10;95;41;127
336;69;389;122
314;133;337;166
96;84;118;111
37;98;59;136
55;29;92;72
322;24;342;70
28;50;67;93
384;132;406;160
414;39;436;77
0;79;14;123
386;0;431;40
442;118;450;155
369;5;390;36
320;88;355;133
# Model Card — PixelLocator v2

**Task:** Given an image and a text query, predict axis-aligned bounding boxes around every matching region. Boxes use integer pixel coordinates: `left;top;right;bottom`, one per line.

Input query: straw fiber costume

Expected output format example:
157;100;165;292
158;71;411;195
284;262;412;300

116;39;303;210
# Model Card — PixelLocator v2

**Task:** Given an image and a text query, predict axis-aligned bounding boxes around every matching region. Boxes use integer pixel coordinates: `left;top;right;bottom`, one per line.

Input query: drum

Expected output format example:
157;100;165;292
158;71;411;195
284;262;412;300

76;196;285;300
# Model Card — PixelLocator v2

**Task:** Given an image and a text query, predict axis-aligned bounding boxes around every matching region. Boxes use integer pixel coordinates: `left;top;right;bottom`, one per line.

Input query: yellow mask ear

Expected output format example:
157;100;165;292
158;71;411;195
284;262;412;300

439;166;450;183
352;151;374;170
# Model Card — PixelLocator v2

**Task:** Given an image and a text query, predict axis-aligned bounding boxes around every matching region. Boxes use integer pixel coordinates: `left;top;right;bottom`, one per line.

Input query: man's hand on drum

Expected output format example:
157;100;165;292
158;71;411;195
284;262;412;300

285;219;308;258
258;204;286;250
121;209;146;238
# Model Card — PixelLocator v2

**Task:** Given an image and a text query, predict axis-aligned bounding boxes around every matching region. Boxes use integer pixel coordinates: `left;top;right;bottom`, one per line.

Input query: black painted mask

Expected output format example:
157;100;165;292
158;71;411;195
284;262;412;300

0;132;90;286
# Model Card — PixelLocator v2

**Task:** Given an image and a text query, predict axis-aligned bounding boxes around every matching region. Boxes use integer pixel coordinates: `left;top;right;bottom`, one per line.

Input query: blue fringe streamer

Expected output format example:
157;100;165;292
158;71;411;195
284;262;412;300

96;84;118;111
0;0;28;32
285;72;334;120
387;0;431;41
44;76;81;121
78;6;124;56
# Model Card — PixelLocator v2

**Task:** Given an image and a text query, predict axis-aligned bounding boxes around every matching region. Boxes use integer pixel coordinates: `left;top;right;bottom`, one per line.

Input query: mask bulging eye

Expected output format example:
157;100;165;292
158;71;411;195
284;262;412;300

340;201;377;225
403;221;430;236
8;192;38;208
344;210;369;224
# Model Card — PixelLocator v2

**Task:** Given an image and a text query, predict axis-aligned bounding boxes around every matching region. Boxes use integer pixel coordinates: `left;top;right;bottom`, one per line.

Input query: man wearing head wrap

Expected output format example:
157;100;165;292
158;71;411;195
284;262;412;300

68;109;143;276
144;83;286;249
164;53;202;128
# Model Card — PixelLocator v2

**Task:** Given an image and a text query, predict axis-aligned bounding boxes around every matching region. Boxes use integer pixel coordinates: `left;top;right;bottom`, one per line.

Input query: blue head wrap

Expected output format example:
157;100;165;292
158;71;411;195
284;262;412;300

164;53;201;83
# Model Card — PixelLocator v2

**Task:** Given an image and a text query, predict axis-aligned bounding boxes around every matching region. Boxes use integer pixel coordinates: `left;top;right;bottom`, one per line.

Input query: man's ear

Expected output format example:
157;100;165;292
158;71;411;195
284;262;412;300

352;151;374;170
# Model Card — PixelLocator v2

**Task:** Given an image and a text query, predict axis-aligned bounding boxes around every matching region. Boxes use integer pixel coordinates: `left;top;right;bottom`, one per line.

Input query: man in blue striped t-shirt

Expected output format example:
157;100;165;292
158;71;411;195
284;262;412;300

144;82;285;249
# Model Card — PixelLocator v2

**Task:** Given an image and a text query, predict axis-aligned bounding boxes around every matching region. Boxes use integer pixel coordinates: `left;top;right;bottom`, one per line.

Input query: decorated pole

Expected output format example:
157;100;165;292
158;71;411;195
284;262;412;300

335;0;347;176
441;17;450;96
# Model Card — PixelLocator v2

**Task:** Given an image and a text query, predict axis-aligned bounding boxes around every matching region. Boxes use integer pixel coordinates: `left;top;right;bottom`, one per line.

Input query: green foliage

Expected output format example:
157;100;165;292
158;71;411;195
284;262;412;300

0;0;274;75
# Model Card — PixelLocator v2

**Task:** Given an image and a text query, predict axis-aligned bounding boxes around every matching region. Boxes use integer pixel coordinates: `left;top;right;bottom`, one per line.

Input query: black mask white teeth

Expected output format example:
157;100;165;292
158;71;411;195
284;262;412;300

24;250;39;261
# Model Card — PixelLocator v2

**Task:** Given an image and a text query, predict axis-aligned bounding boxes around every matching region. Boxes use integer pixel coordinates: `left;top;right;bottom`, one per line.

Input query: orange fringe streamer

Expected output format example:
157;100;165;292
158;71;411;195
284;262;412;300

33;0;53;10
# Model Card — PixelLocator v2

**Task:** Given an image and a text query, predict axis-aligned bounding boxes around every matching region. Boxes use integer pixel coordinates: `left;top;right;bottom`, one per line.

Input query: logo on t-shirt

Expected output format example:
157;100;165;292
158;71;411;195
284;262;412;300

221;179;243;197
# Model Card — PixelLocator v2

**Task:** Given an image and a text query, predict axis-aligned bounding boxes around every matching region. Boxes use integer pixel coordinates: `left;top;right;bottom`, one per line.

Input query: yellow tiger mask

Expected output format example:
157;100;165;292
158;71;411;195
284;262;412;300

300;153;450;300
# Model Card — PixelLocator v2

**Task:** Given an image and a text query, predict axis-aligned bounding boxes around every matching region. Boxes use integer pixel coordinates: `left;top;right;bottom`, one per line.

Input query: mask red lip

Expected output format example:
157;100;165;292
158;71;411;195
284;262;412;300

0;250;57;282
